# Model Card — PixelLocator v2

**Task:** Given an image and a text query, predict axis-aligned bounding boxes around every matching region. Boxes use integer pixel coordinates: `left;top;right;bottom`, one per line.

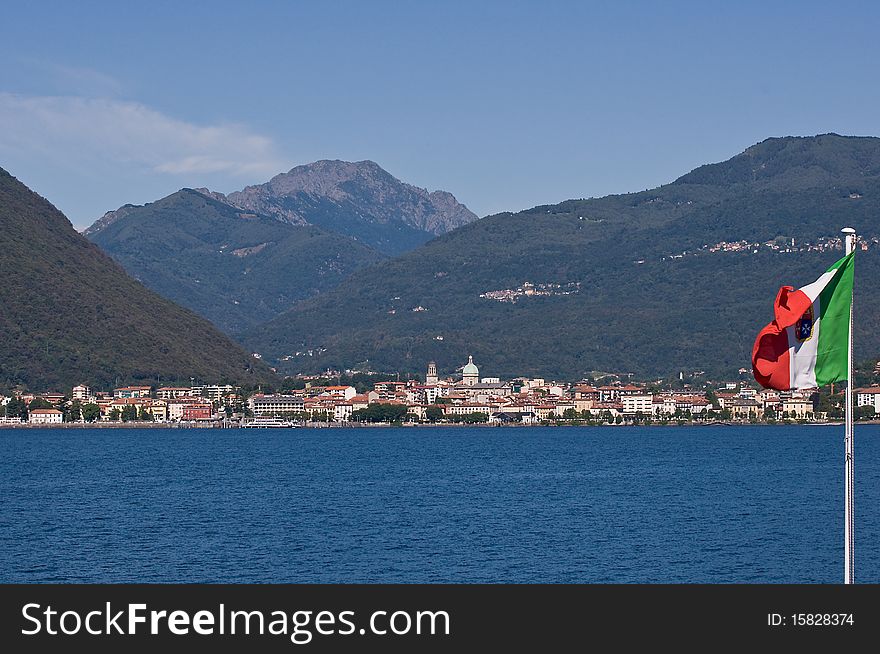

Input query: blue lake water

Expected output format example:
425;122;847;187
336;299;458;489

1;425;878;583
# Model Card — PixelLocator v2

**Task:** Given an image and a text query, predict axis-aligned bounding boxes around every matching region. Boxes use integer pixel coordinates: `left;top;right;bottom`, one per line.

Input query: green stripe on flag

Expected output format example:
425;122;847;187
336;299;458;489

815;252;854;386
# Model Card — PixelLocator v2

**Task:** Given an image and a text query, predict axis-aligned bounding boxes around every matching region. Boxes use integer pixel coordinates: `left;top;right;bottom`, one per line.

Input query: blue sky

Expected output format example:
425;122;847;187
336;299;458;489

2;1;880;229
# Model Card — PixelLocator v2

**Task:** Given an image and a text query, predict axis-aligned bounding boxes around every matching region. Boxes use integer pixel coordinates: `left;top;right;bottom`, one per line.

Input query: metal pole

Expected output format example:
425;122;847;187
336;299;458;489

842;227;856;584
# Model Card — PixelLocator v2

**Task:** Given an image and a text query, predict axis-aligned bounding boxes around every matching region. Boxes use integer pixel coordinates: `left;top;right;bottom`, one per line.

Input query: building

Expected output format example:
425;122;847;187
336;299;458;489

460;382;511;402
373;381;407;399
598;386;620;402
349;395;371;411
334;402;354;421
156;387;195;400
728;399;761;420
781;398;813;419
572;385;599;401
490;410;538;425
146;400;168;422
653;396;678;416
28;409;63;424
622;394;653;416
445;403;491;416
182;403;213;421
114;386;152;398
72;385;90;401
167;400;205;422
320;386;357;401
249;394;306;416
461;356;479;386
192;384;238;401
40;393;66;406
856;388;880;413
588;403;623;418
426;361;438;385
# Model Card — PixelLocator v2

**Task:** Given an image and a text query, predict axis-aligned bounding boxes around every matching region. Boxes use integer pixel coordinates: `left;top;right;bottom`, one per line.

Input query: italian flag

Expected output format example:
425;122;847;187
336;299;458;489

752;252;854;390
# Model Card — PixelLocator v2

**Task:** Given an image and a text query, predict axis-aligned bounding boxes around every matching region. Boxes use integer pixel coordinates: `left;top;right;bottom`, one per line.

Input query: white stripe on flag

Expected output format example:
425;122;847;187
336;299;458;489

798;269;836;302
787;296;821;389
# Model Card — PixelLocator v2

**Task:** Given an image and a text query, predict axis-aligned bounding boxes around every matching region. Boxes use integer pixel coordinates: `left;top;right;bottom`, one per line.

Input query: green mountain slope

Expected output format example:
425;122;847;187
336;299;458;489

86;189;385;334
0;168;275;391
241;134;880;380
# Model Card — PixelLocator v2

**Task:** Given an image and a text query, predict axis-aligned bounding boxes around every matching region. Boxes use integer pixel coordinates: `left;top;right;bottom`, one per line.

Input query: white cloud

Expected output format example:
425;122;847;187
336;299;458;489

0;93;284;178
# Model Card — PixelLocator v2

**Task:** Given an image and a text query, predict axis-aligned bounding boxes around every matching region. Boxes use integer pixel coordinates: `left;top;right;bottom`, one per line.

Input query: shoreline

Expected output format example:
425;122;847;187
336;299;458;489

1;420;876;430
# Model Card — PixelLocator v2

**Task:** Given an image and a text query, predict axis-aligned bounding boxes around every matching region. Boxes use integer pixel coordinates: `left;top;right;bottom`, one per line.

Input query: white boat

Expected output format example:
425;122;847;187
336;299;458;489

241;416;298;428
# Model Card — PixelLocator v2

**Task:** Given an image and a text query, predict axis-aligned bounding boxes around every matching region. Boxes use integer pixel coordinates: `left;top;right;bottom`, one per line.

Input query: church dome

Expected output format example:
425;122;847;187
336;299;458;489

462;355;479;376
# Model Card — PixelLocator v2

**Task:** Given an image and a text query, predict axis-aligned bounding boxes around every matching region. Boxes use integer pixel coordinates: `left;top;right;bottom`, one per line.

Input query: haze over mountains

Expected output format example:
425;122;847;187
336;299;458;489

240;134;880;380
0;167;275;390
85;160;477;332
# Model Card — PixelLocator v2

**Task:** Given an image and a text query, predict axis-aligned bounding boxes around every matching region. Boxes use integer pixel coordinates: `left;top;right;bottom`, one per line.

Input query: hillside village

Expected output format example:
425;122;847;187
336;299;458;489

2;356;879;427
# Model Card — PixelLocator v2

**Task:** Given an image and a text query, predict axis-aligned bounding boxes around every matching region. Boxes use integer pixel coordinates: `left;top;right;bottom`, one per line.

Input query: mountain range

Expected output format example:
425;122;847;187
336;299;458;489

85;160;477;333
214;159;478;255
28;134;880;385
0;167;275;391
239;134;880;380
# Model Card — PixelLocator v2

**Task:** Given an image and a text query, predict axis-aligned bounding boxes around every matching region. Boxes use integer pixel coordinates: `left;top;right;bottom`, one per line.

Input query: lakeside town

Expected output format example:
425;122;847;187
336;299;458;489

2;355;880;428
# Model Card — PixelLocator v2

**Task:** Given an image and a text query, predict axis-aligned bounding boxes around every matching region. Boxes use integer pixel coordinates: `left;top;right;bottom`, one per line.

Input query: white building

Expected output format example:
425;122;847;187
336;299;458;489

426;361;438;385
855;388;880;413
461;356;479;386
622;394;654;415
156;387;195;400
334;403;354;421
653;396;678;416
193;384;238;401
249;394;306;416
71;385;91;401
28;409;63;424
319;386;357;401
445;403;491;416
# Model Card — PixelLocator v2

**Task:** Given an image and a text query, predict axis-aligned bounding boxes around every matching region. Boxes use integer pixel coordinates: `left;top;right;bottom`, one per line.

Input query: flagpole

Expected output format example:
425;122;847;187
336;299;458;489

842;226;856;584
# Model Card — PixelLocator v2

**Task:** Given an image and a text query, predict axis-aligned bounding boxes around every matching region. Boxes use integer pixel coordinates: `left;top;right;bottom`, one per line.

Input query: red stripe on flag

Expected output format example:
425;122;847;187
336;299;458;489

751;286;812;390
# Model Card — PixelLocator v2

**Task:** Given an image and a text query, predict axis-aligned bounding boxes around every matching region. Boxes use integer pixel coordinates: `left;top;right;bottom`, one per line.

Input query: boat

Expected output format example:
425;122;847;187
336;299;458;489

240;416;298;428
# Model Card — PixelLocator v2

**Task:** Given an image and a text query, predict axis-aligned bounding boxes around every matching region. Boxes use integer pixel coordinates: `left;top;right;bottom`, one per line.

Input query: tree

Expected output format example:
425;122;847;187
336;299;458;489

425;406;444;422
29;397;52;410
856;405;876;421
351;403;409;423
66;399;82;422
562;408;578;420
121;405;138;421
138;406;153;421
109;407;121;421
705;389;720;409
5;397;28;420
82;403;101;422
